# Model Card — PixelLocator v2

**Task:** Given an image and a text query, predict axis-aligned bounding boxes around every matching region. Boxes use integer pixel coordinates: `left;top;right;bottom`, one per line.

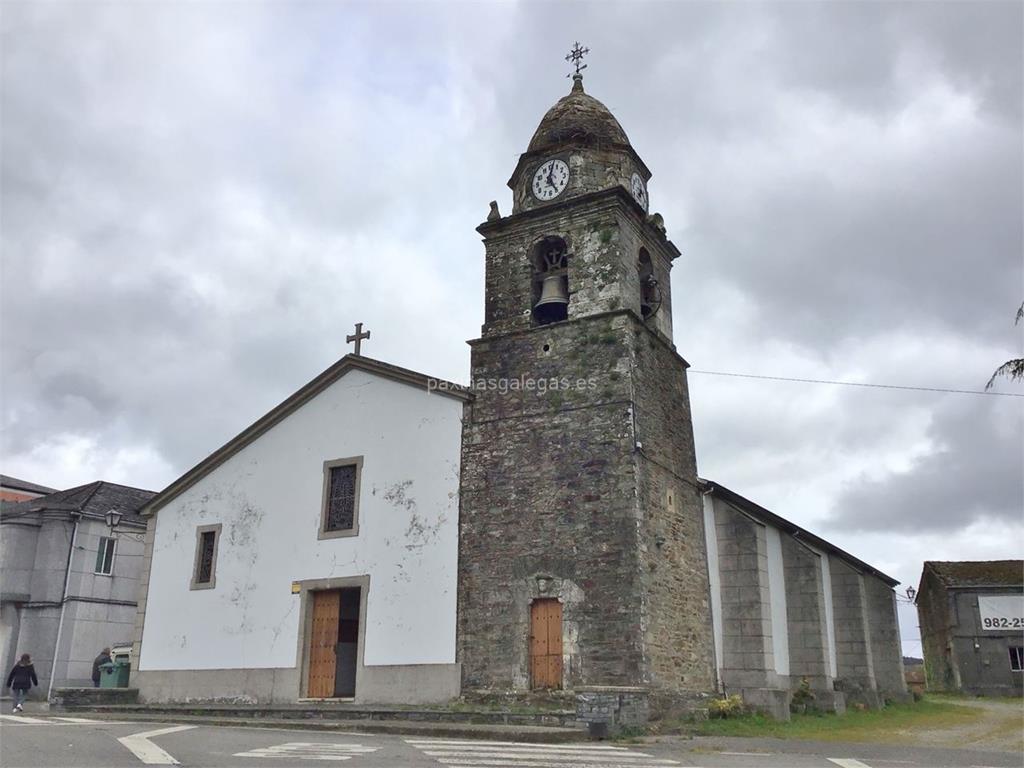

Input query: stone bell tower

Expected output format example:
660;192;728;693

458;65;717;698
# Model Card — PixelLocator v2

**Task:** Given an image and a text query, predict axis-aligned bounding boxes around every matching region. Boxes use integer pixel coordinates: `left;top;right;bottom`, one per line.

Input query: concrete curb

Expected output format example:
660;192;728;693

70;711;590;743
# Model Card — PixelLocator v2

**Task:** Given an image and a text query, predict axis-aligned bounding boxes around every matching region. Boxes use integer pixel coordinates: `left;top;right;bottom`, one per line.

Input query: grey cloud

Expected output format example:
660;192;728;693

1;1;1020;651
830;396;1023;532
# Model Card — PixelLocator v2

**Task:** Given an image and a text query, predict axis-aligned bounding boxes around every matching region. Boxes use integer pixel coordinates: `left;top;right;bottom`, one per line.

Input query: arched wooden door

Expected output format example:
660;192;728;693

530;598;563;689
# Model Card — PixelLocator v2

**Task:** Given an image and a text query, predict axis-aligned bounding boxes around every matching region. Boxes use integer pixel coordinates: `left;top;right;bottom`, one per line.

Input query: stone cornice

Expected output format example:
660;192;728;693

477;185;681;262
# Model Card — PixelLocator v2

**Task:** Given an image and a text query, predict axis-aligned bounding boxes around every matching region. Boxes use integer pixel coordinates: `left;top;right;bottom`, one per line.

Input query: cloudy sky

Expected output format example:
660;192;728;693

3;1;1021;654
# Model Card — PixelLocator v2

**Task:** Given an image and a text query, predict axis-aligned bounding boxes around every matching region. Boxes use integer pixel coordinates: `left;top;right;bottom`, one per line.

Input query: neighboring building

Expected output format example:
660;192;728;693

916;560;1024;696
132;357;470;704
131;71;907;716
0;482;152;695
0;474;56;502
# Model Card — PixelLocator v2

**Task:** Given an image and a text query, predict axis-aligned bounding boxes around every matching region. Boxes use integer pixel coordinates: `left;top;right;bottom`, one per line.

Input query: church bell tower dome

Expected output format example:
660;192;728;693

508;73;652;215
527;75;631;153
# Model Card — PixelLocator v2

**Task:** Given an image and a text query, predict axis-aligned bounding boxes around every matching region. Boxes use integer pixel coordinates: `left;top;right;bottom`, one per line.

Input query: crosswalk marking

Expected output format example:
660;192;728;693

0;714;50;724
405;739;681;768
233;742;379;761
0;714;130;726
827;761;873;768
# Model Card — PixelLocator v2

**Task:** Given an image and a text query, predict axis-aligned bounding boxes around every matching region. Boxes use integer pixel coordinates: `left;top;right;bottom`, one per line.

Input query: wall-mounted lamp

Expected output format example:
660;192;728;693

104;509;123;531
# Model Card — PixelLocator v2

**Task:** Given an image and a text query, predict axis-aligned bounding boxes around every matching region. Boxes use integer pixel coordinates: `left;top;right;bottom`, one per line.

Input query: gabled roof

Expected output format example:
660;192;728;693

702;479;899;587
144;354;471;516
921;560;1023;589
0;474;57;495
0;481;155;523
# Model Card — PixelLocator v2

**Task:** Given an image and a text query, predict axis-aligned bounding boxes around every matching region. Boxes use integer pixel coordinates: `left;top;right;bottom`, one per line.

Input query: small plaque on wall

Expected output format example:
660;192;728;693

291;582;301;594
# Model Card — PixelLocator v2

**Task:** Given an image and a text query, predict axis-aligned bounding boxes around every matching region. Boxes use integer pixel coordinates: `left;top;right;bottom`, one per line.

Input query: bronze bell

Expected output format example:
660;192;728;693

534;274;569;323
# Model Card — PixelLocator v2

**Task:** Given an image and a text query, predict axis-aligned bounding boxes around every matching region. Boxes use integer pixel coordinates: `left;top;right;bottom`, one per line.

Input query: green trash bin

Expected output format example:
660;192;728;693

98;661;130;688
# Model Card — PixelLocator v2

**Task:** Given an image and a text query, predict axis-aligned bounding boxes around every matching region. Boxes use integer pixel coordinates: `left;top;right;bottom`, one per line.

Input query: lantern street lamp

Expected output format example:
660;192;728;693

104;509;123;532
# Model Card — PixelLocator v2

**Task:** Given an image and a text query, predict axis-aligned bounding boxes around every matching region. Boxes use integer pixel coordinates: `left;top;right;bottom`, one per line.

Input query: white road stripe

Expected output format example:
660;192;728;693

406;741;630;751
421;751;677;763
0;714;50;723
411;762;685;768
827;760;874;768
233;742;379;761
117;724;196;765
413;749;647;753
405;739;681;768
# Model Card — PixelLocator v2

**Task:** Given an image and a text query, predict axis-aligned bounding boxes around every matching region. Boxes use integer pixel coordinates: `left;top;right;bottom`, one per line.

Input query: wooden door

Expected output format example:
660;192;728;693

308;590;340;698
530;599;563;689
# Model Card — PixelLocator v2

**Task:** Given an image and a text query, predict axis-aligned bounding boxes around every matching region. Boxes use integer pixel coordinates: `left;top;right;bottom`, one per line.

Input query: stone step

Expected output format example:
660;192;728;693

60;711;587;743
53;701;583;729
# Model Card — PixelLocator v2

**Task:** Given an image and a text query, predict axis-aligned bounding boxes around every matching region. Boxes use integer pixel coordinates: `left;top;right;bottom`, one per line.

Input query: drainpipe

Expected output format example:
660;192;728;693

47;511;81;701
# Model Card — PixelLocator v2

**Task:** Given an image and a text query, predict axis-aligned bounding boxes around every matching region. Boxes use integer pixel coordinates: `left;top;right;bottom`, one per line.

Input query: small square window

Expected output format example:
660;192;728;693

1009;646;1024;672
95;537;115;575
319;457;362;540
190;524;221;590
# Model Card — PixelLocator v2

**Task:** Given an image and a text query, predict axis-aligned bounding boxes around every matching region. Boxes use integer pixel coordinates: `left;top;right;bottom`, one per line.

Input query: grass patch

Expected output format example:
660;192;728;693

690;697;984;743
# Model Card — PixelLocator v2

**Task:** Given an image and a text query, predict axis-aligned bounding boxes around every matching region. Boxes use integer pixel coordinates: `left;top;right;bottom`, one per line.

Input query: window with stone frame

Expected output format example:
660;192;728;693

95;536;116;575
319;457;363;539
190;524;221;590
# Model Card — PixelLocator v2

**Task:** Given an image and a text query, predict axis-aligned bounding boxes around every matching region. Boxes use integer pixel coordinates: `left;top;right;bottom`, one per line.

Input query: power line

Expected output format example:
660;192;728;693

688;369;1024;397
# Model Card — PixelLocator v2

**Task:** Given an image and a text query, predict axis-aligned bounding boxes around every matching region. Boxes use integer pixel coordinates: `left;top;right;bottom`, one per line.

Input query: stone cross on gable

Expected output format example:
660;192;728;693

346;322;370;355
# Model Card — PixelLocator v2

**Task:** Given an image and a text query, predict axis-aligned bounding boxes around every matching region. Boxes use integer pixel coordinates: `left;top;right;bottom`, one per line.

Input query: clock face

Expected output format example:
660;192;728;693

532;159;570;201
630;173;648;211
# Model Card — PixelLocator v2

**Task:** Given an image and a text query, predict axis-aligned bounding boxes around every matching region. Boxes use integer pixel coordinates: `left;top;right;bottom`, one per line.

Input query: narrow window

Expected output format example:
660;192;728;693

190;524;221;590
95;536;116;575
1010;646;1024;672
637;248;660;319
319;457;363;539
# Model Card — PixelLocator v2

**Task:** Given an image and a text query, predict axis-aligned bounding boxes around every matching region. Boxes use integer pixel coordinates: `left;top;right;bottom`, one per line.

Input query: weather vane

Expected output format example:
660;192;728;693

566;41;590;78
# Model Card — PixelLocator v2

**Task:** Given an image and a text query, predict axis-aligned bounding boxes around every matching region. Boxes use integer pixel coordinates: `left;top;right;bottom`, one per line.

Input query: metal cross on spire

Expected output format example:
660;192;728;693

565;41;590;78
346;322;370;355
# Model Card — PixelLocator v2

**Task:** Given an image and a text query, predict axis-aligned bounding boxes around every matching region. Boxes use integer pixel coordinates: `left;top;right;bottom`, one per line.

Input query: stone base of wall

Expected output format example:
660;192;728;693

51;687;140;708
134;664;460;706
813;690;846;714
834;677;882;710
576;686;649;738
738;688;791;721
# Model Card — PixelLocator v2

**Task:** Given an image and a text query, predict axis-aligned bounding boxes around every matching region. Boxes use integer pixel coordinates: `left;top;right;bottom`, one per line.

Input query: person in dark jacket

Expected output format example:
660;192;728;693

6;653;38;712
91;648;112;687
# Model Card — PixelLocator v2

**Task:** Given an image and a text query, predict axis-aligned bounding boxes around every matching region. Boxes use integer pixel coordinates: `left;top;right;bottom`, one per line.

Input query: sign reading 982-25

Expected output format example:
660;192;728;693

978;595;1024;630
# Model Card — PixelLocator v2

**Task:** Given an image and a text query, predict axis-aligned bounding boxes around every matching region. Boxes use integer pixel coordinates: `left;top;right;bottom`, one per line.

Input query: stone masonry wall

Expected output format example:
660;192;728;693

864;575;908;701
916;571;955;691
459;312;643;691
828;557;880;707
461;182;711;695
715;504;775;691
781;536;832;689
479;191;677;342
630;320;716;692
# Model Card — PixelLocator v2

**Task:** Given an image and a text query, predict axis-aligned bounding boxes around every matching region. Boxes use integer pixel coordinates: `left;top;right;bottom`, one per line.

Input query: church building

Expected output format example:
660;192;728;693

130;66;907;716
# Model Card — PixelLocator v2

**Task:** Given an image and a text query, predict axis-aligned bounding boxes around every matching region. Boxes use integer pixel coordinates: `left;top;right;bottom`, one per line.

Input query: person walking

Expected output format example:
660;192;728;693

91;647;112;688
6;653;38;713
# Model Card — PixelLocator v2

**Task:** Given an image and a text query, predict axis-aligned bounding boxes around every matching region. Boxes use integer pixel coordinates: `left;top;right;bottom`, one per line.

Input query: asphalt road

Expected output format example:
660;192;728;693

1;715;1019;768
